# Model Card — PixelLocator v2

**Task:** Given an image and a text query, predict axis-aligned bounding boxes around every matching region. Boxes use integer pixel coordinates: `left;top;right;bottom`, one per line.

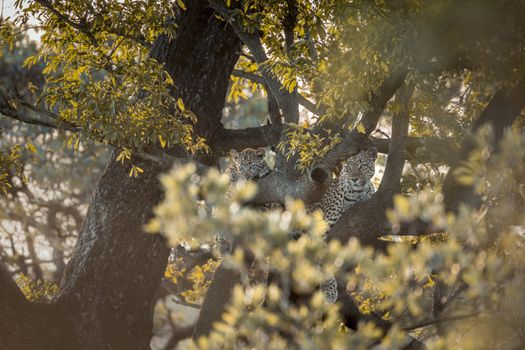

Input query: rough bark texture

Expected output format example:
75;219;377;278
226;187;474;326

0;2;241;349
0;264;73;350
192;263;241;339
52;157;171;349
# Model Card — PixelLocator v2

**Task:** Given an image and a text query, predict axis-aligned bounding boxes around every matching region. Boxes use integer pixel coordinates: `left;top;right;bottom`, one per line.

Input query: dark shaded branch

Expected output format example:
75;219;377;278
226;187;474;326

0;105;80;132
282;0;299;123
192;262;241;339
208;0;299;123
0;263;29;317
249;166;330;205
403;312;481;331
211;124;283;154
231;69;325;116
0;263;74;349
378;82;414;196
34;0;99;46
163;323;195;350
443;79;525;212
267;90;282;125
330;83;413;334
317;67;409;172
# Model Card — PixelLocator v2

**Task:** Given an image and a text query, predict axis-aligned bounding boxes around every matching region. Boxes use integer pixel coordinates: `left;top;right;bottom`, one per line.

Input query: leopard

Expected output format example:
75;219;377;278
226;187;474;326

309;146;378;229
217;146;378;304
226;148;271;183
215;147;274;257
307;146;378;303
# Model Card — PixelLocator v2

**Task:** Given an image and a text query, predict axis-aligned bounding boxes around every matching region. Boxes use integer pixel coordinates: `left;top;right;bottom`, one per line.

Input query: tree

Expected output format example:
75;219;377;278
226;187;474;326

1;0;525;349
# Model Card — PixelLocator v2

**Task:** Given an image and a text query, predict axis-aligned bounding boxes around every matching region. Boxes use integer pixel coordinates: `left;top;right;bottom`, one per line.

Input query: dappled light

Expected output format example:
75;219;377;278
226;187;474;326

1;1;525;349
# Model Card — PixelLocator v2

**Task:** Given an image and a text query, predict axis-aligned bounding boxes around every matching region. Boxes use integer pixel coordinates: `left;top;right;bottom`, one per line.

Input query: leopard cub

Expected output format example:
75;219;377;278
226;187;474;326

226;148;272;183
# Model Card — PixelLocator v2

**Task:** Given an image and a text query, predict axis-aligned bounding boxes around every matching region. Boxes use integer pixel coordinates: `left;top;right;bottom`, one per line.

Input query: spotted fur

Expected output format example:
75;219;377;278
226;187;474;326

310;147;378;229
218;147;377;304
308;147;377;303
320;275;338;303
215;148;272;258
226;148;271;183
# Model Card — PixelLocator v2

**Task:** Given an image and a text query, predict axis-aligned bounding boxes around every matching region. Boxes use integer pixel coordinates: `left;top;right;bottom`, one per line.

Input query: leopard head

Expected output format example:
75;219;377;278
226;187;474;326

229;147;271;181
340;147;377;189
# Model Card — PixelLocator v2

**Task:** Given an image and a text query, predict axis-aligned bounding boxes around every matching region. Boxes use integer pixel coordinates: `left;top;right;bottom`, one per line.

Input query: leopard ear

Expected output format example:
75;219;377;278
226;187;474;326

230;149;239;158
255;148;266;158
366;146;378;159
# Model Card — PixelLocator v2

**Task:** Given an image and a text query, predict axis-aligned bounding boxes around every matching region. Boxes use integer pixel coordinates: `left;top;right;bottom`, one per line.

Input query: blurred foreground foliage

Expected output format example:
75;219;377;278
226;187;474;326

150;128;525;349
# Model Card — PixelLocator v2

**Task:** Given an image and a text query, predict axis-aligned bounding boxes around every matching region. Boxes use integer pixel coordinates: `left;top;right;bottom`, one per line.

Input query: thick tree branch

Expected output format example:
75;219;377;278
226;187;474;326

316;67;409;172
249;167;330;205
0;105;80;132
163;323;195;350
0;263;75;349
267;90;282;125
0;263;29;318
208;0;299;123
193;262;242;339
211;124;283;153
378;82;414;196
282;0;299;123
231;69;326;116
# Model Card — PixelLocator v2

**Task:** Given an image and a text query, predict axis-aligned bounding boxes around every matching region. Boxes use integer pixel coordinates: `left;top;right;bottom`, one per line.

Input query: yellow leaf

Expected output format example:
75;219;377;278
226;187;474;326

26;143;37;154
22;55;38;68
356;122;365;134
394;195;410;217
288;80;297;93
159;135;166;148
177;0;186;10
177;98;185;112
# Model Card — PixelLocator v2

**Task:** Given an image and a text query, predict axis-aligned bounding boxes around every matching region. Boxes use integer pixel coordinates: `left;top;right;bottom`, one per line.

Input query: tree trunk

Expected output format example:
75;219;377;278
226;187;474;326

0;2;240;349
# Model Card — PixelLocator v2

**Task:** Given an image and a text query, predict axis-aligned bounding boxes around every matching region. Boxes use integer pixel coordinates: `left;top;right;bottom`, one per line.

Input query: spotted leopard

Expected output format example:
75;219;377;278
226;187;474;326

226;148;271;183
218;147;377;304
309;146;378;229
215;148;273;257
307;146;378;303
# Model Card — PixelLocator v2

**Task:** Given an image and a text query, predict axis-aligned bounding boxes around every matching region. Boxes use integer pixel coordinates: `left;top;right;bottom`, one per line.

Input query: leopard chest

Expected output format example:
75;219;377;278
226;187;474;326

317;179;374;227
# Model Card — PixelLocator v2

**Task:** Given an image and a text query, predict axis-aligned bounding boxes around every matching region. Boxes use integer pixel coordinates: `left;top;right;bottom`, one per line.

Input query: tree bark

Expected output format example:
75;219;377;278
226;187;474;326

0;2;241;349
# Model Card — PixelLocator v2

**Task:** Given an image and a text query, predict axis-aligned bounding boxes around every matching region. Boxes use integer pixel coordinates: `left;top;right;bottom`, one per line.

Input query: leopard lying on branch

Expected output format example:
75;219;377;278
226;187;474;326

215;146;378;303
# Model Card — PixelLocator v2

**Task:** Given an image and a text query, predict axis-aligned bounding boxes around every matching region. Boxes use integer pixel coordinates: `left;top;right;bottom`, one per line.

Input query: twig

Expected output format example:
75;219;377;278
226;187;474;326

403;312;481;331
